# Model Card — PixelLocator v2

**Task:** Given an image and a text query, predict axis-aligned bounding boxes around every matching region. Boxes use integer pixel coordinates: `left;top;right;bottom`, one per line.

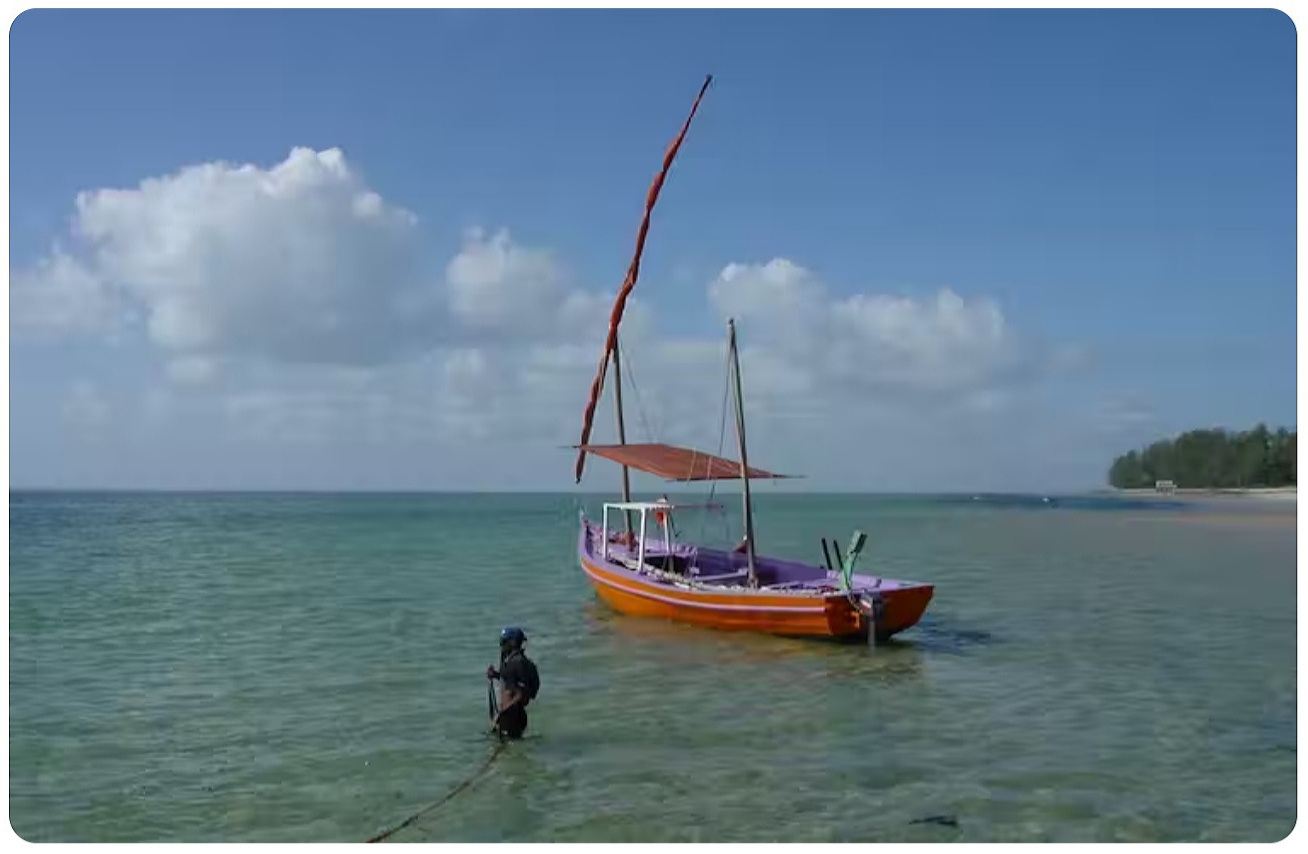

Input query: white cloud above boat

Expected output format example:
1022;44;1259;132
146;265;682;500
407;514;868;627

707;258;1028;399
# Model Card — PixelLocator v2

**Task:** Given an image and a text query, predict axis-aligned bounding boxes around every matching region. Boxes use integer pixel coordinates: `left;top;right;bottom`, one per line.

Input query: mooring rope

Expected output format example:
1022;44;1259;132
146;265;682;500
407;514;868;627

365;741;508;843
366;681;508;843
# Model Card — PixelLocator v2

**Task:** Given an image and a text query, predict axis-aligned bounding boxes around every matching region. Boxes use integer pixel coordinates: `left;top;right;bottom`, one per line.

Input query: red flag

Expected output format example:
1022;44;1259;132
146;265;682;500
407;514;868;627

574;74;714;484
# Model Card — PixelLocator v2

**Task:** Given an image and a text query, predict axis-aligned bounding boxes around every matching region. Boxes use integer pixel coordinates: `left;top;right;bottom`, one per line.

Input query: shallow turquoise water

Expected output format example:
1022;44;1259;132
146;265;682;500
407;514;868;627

8;491;1296;841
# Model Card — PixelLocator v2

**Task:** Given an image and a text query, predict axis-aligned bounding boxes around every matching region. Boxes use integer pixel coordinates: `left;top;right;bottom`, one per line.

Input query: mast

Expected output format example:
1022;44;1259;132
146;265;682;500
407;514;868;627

611;331;634;537
727;318;758;587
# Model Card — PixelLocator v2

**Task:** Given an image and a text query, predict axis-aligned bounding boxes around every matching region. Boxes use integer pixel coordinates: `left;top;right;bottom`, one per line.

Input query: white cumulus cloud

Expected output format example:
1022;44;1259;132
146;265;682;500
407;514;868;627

708;259;1024;400
446;228;567;332
10;250;120;335
14;147;429;369
443;227;650;348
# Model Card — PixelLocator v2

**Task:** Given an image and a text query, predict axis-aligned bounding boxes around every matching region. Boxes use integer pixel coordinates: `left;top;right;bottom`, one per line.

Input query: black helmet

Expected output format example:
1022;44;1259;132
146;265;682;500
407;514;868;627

500;626;526;647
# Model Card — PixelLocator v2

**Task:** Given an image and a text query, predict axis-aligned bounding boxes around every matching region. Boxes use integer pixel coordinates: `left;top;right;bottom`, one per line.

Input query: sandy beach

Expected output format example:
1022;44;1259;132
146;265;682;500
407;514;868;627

1104;486;1297;504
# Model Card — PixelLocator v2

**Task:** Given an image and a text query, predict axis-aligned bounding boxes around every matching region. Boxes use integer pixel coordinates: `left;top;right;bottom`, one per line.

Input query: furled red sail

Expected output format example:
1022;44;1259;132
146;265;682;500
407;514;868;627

573;74;714;484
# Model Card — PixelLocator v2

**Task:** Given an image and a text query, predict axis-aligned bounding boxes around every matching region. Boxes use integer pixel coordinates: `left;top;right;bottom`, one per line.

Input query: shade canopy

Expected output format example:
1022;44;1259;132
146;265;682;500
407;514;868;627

575;443;793;482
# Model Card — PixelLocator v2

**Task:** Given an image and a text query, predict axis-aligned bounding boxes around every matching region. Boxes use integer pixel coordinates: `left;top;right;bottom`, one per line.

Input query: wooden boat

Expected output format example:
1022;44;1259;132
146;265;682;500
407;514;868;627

569;76;934;643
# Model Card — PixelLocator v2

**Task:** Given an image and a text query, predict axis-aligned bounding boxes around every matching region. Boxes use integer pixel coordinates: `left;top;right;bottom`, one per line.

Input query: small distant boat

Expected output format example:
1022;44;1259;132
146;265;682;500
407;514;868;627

569;76;934;643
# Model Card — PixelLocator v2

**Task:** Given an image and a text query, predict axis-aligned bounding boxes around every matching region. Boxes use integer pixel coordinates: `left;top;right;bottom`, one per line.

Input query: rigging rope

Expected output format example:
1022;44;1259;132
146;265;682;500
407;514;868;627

696;338;735;548
618;335;660;444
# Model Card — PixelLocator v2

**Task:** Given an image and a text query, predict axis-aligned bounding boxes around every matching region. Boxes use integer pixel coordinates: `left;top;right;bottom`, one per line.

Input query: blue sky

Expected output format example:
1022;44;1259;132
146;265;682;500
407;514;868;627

8;9;1297;491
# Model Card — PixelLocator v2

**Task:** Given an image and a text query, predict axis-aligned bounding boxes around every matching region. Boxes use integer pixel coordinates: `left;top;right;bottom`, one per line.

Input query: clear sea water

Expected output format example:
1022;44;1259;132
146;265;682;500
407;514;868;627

8;490;1296;842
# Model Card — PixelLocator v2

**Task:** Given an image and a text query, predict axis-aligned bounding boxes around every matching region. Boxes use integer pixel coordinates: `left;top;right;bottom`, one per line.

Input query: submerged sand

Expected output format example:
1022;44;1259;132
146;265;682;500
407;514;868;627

1099;488;1297;529
1129;511;1297;530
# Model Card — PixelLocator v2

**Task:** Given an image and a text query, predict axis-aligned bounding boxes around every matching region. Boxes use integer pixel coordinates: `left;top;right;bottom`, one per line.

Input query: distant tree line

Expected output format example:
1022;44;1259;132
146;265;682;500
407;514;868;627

1108;424;1296;489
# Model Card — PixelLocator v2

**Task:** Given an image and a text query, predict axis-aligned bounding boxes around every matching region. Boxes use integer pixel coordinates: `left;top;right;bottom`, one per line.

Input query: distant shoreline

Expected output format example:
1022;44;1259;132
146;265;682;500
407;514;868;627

7;486;1299;503
1100;486;1297;504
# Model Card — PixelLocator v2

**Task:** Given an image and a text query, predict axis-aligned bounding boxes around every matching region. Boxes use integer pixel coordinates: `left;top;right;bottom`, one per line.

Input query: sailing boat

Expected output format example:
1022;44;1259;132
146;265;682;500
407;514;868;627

571;76;934;642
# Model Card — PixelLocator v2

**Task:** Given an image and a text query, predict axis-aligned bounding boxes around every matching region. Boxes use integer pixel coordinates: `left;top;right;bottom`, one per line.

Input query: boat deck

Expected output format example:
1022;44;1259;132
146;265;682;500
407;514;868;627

587;519;915;595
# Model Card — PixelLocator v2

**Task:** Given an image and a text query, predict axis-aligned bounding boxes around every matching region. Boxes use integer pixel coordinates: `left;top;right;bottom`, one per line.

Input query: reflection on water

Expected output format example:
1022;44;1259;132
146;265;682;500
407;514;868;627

581;599;929;682
907;616;999;656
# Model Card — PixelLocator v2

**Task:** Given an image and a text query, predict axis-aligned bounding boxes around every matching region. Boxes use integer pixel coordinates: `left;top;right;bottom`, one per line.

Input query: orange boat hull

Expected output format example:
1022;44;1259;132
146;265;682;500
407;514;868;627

579;551;933;641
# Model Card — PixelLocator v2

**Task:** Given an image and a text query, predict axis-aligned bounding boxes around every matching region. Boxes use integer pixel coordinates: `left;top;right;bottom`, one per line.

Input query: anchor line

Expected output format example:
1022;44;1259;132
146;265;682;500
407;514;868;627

366;740;509;843
367;679;508;843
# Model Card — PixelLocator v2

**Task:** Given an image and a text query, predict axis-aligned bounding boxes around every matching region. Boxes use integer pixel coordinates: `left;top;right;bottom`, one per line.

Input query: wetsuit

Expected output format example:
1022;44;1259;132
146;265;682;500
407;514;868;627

496;650;533;739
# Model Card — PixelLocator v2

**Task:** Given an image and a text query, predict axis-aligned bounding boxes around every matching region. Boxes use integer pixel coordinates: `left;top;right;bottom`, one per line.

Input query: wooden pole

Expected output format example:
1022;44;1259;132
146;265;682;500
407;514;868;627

612;332;634;538
727;319;758;587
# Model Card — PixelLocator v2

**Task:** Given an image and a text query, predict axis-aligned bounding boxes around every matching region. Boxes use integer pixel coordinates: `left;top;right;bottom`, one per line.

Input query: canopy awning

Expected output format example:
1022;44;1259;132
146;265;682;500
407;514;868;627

575;443;793;482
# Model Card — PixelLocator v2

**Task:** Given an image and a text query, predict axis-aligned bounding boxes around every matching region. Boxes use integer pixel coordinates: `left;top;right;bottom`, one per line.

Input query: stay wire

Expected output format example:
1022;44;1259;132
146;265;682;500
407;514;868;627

618;335;659;444
697;339;734;547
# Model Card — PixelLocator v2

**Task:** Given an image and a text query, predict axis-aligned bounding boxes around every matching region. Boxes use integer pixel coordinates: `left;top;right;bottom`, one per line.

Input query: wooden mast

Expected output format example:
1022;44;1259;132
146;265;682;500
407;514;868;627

611;331;634;537
727;318;758;587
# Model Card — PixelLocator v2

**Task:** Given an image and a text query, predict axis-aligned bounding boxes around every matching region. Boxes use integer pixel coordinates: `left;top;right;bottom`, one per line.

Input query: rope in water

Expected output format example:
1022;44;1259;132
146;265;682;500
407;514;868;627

366;741;508;843
366;681;508;843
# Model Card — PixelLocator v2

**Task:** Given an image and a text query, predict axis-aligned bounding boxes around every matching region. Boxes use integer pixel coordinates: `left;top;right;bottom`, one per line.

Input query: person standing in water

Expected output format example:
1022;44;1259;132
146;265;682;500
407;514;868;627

486;627;539;740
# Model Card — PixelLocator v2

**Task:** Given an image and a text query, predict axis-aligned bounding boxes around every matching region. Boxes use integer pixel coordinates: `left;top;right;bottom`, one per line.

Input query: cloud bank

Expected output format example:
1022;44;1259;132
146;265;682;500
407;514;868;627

12;147;1095;490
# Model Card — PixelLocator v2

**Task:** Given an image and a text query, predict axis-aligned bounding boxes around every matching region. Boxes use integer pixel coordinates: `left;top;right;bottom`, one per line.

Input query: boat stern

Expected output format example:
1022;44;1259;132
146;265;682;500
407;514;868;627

824;583;935;641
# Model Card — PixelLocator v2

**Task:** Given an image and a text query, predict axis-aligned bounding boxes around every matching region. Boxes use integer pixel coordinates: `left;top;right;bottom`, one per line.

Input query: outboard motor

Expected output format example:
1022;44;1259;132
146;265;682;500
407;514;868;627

859;592;887;646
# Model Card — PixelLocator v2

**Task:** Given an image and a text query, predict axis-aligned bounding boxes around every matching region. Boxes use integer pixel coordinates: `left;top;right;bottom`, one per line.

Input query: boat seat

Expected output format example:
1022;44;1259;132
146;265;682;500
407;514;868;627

766;579;827;590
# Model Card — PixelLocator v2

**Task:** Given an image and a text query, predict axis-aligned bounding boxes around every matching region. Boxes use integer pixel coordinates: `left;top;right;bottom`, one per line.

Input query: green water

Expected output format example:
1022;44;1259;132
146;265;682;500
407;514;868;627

8;491;1296;842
